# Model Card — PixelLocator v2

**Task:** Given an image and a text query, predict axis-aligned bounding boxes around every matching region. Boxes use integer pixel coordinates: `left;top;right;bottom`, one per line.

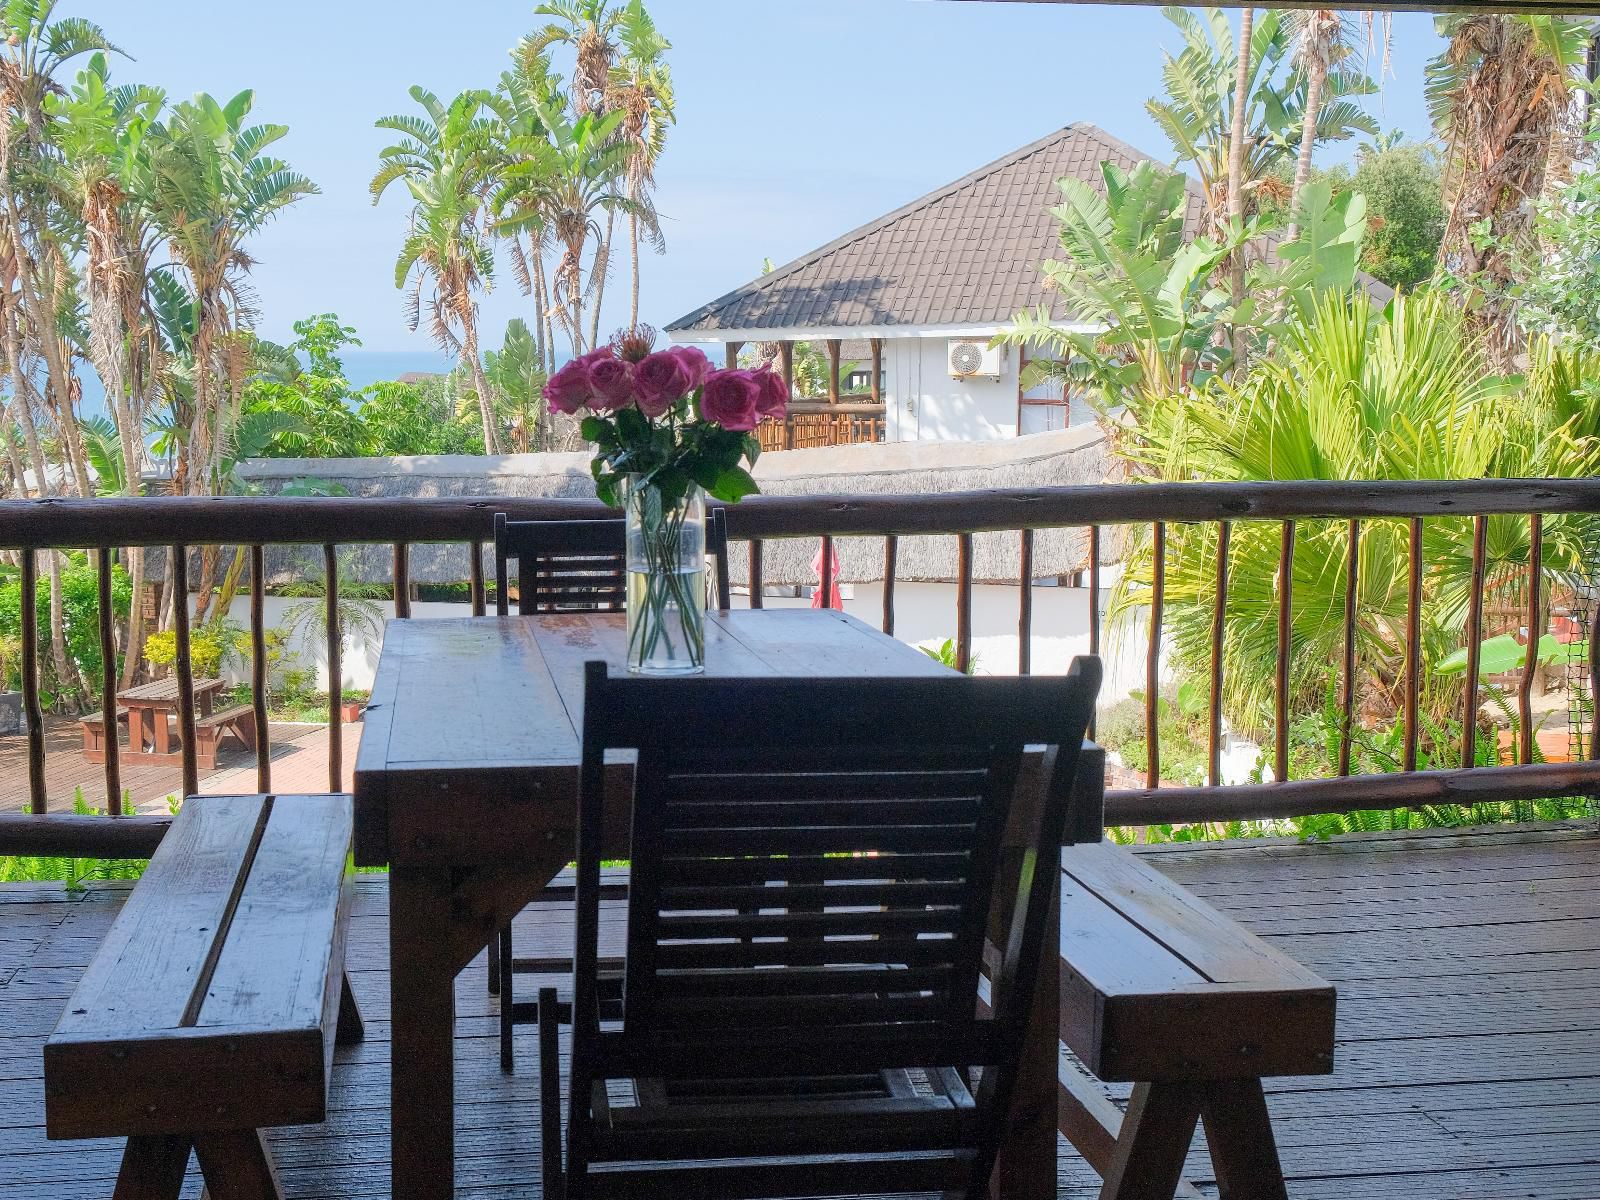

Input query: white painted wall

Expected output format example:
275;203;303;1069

221;582;1145;706
883;337;1019;442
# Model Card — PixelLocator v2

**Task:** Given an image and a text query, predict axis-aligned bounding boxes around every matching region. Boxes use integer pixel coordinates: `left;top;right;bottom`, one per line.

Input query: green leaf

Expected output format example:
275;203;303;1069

710;465;759;503
580;416;611;444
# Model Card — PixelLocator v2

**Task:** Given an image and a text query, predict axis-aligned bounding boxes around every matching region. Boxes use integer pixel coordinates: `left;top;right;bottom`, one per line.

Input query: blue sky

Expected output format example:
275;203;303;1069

74;1;1445;353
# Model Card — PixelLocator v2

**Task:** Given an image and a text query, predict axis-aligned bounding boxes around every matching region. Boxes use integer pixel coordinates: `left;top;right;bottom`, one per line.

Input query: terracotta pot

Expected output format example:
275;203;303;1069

340;700;363;723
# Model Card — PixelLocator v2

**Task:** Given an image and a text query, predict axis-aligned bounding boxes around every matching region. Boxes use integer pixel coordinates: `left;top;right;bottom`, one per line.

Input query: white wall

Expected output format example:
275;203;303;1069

230;581;1147;703
883;338;1019;442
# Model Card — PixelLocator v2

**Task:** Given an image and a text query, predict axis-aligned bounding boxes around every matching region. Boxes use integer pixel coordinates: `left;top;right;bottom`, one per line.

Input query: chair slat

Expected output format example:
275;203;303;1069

657;908;962;941
658;852;973;887
662;824;979;856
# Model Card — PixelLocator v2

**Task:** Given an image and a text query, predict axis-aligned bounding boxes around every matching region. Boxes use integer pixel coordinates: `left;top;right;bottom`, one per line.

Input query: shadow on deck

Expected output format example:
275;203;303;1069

2;822;1597;1198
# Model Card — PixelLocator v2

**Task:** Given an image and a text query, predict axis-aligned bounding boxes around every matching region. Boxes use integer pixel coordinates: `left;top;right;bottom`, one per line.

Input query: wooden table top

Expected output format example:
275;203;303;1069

117;676;224;706
352;610;948;865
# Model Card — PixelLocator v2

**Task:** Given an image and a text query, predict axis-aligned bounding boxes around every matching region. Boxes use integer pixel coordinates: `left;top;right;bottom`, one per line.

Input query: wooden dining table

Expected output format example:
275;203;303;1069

353;608;1065;1200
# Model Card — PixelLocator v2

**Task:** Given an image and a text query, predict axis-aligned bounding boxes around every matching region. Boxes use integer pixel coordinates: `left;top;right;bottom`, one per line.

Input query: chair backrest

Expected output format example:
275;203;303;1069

571;659;1101;1094
494;511;732;616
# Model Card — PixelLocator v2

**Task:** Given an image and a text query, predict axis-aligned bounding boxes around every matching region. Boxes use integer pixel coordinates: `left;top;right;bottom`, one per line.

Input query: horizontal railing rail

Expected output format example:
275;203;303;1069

2;477;1598;857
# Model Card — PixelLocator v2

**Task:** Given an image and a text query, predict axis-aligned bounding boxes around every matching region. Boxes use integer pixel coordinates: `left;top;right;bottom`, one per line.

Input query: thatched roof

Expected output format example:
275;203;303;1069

233;426;1115;588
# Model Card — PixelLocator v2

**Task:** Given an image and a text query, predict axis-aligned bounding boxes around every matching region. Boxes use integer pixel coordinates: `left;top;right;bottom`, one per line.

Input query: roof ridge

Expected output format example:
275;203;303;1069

666;124;1098;332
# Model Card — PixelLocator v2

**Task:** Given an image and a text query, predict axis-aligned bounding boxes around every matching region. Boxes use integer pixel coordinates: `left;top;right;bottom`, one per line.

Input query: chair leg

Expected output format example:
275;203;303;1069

499;926;516;1073
487;924;502;996
1097;1082;1202;1200
539;986;564;1199
114;1134;192;1200
193;1129;283;1200
1198;1079;1289;1200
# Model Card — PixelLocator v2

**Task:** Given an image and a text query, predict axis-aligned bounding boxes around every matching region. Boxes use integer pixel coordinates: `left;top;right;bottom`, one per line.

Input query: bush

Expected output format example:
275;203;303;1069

143;619;246;678
0;556;131;701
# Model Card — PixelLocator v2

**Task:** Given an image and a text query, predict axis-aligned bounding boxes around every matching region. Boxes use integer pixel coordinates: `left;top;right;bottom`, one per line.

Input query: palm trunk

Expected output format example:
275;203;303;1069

629;210;641;333
589;209;615;348
461;318;500;455
1287;57;1327;243
531;244;550;376
1226;6;1255;374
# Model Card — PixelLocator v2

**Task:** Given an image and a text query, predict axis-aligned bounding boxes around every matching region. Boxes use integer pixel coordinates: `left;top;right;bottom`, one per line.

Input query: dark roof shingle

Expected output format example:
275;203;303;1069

667;123;1207;336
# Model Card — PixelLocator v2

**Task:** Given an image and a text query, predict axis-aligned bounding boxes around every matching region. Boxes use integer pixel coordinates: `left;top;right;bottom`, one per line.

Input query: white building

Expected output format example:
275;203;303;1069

665;124;1214;443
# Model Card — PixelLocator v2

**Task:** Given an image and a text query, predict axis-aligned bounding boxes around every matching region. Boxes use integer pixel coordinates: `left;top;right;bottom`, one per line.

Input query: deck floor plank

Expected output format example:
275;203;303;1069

2;822;1597;1198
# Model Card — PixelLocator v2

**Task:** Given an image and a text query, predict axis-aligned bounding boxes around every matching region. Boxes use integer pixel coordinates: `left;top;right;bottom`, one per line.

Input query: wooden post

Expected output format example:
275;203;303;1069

724;341;742;370
870;337;882;405
826;339;841;404
780;342;796;451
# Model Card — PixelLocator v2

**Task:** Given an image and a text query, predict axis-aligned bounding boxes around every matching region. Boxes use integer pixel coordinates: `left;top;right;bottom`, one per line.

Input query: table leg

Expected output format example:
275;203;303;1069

127;707;148;754
390;866;458;1200
153;707;172;756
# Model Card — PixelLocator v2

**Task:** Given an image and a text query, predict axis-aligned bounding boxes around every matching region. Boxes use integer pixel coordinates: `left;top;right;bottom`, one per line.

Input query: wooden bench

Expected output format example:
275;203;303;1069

193;703;257;769
44;793;364;1200
1055;839;1336;1199
79;707;128;762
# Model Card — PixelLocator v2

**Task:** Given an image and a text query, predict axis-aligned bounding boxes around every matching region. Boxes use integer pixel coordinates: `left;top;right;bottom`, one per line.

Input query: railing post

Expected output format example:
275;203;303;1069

250;545;271;792
96;548;122;815
19;548;44;814
170;545;199;799
325;544;342;792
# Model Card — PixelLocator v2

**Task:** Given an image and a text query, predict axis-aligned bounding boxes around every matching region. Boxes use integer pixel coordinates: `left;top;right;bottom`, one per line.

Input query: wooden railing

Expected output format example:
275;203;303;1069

754;401;885;452
4;478;1600;856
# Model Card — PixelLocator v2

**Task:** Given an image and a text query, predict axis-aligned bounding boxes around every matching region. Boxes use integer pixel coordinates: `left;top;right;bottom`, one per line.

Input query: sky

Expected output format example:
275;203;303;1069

73;1;1446;355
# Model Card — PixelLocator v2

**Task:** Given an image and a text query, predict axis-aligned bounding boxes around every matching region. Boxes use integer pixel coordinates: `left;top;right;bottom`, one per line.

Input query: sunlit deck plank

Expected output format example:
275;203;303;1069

3;822;1598;1199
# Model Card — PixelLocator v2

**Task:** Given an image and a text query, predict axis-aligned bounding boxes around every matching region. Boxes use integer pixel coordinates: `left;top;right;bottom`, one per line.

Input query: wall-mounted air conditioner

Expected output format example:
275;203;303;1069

947;339;1003;380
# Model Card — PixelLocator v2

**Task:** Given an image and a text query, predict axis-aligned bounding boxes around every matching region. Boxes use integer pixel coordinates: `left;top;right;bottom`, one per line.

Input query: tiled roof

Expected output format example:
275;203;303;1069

666;124;1210;336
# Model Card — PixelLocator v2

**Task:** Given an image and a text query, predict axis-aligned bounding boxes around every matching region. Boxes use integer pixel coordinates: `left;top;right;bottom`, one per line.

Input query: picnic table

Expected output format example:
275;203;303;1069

117;676;225;760
354;609;1063;1200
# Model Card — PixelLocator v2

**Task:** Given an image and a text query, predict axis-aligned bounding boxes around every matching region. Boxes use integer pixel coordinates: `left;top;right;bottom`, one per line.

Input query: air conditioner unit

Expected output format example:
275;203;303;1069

947;339;1003;380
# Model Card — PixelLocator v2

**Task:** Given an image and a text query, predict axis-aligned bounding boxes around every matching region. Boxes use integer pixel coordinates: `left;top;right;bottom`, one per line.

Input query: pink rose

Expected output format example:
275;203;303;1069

698;368;760;432
752;365;789;421
668;344;711;391
587;356;635;412
544;359;594;415
632;351;691;417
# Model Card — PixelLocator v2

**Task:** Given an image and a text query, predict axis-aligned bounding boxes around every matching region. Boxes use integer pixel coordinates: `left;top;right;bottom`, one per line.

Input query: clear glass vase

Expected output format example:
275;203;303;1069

624;476;706;675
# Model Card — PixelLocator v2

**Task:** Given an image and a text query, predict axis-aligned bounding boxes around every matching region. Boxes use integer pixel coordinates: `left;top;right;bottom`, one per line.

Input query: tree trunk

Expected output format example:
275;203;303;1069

530;243;550;377
629;209;641;333
1287;55;1327;243
120;547;145;690
461;317;500;455
1226;6;1255;374
589;208;615;349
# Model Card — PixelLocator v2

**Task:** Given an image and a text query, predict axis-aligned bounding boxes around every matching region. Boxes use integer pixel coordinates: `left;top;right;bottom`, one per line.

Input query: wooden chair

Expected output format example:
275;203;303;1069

539;658;1101;1199
489;511;733;1070
493;508;731;616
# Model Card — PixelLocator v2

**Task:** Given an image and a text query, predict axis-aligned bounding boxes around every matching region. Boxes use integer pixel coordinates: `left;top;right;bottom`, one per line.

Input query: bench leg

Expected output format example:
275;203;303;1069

1199;1079;1289;1200
194;1129;284;1200
337;969;366;1045
1098;1082;1202;1200
114;1134;192;1199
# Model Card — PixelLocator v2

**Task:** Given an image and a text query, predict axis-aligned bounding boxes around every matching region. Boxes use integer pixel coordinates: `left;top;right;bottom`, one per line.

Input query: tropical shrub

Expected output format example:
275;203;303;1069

1112;290;1600;742
142;620;247;678
0;558;131;701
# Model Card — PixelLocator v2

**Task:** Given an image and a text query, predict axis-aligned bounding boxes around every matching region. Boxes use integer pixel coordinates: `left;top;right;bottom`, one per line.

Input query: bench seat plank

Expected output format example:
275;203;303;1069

1060;841;1336;1083
45;795;356;1142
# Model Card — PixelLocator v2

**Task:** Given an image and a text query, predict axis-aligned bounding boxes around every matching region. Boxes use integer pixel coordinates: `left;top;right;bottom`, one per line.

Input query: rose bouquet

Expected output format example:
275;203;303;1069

543;334;789;673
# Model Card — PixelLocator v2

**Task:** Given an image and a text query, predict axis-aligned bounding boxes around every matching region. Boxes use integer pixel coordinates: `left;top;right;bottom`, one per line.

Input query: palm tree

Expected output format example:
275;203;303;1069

1148;7;1377;237
141;90;316;495
527;1;626;343
44;52;163;499
1427;13;1590;369
527;0;623;117
606;0;672;333
373;86;503;454
493;95;635;357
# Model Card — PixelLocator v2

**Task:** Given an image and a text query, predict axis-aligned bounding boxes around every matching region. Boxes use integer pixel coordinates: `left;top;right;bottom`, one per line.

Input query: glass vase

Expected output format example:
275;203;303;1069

624;476;706;675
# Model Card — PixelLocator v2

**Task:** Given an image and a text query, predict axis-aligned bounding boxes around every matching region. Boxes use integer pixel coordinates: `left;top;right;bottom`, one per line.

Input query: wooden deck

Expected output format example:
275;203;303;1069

0;716;359;816
2;822;1597;1198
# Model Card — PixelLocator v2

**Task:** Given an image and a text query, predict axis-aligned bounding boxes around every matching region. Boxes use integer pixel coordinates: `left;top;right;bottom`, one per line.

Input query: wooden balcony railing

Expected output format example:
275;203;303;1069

4;478;1600;858
754;400;885;452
